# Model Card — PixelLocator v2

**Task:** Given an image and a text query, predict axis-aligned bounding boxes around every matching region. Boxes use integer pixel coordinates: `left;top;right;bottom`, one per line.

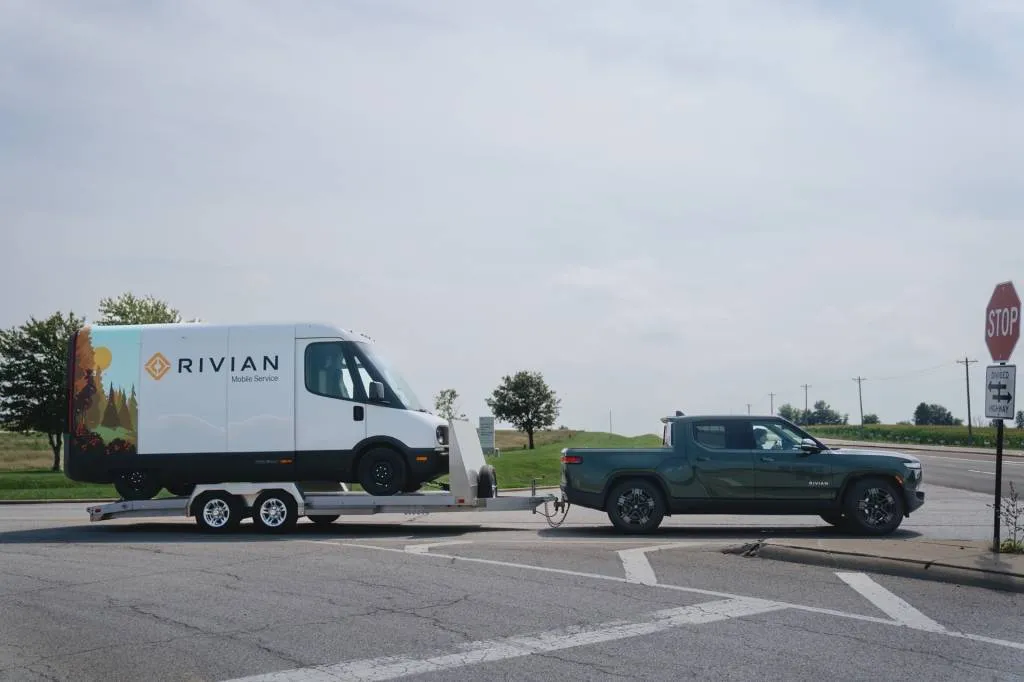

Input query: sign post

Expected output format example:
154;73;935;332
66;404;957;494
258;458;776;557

985;281;1021;552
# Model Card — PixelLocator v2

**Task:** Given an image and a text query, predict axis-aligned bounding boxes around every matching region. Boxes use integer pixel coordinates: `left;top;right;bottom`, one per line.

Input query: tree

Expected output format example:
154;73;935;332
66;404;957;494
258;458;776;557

433;388;466;422
913;402;961;426
1016;410;1024;429
96;292;181;325
0;311;85;471
485;370;561;449
777;403;802;423
804;400;847;426
862;413;880;425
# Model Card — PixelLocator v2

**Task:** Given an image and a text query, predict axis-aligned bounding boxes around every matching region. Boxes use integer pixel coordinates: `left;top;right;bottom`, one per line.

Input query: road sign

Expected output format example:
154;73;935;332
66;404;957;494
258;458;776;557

478;416;495;454
984;365;1016;420
985;281;1020;362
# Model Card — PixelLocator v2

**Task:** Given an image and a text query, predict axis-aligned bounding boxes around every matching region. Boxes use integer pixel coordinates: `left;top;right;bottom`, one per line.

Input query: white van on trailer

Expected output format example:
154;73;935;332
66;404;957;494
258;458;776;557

86;419;557;532
64;321;453;500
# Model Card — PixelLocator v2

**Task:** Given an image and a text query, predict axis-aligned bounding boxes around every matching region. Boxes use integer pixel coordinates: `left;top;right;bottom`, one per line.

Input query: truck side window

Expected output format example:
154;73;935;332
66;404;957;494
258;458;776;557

304;342;356;400
693;423;727;449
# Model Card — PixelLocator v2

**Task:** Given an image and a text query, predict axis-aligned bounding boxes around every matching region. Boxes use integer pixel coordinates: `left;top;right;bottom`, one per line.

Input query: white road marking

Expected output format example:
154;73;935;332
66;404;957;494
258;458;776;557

917;454;1024;466
404;541;472;554
300;540;1024;651
221;597;786;682
836;572;948;633
617;542;711;585
967;470;995;476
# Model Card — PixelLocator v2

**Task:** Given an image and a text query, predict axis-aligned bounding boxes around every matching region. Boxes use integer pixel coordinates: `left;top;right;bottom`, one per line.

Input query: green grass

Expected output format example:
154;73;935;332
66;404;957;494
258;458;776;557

807;424;1024;449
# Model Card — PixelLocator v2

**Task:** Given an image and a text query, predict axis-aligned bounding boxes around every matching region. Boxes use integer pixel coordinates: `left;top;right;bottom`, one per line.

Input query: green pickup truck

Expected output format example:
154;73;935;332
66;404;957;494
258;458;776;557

559;413;925;535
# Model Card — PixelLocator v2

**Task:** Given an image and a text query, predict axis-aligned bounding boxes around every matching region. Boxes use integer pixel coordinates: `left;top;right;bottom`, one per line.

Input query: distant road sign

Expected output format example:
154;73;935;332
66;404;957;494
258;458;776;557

985;364;1016;420
478;416;495;454
985;281;1020;362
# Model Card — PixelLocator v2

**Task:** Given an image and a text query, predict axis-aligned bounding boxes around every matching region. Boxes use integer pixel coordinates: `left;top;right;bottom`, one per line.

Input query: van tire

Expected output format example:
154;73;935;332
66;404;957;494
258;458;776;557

114;470;162;501
307;514;340;526
192;491;243;533
252;490;299;533
477;465;497;499
165;483;195;498
605;478;666;534
357;447;407;496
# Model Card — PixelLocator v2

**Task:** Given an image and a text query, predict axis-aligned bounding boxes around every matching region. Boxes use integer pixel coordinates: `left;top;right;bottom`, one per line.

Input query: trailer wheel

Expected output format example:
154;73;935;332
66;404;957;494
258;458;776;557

114;470;162;501
477;465;497;499
307;514;340;526
357;447;407;496
192;492;243;533
252;490;299;533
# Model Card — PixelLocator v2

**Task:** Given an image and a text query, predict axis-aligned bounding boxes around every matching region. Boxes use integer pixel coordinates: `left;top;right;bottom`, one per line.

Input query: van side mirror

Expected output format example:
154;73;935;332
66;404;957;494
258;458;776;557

368;381;385;402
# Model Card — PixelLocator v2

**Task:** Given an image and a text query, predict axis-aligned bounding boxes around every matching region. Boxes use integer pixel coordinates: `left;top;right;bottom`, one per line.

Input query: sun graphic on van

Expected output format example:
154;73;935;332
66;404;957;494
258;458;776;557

145;352;171;380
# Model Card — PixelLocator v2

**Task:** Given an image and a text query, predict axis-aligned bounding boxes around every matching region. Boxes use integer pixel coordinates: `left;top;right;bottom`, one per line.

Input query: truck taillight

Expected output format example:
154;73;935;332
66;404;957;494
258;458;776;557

561;455;582;464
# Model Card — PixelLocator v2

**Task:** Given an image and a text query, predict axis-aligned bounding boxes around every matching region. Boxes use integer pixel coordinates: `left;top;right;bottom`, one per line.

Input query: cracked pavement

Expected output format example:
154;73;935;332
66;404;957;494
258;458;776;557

1;507;1023;680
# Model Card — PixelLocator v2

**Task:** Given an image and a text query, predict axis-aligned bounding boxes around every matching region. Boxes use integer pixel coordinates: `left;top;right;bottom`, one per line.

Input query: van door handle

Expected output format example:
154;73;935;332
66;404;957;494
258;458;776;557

353;405;364;422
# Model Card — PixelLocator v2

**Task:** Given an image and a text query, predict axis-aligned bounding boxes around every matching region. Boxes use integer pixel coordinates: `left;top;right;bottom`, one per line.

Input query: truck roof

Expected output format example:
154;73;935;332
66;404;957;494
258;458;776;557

660;413;781;424
79;321;371;342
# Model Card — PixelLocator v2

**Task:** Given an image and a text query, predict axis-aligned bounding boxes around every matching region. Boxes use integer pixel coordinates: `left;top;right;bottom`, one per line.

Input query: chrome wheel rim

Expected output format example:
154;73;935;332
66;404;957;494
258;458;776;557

203;499;231;528
856;487;897;527
260;498;288;527
616;488;656;525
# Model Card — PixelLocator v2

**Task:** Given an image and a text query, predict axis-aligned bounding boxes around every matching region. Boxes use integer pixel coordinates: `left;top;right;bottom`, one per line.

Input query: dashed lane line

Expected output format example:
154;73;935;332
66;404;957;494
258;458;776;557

221;597;787;682
301;539;1024;653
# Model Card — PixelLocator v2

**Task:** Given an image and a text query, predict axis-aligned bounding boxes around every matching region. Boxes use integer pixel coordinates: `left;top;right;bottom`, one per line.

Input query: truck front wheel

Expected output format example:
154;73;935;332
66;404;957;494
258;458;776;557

842;477;905;536
357;447;407;496
606;479;666;534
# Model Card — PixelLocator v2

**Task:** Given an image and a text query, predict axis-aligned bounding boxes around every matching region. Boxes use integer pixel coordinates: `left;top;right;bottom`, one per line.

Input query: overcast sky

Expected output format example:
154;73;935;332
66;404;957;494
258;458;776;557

3;1;1023;435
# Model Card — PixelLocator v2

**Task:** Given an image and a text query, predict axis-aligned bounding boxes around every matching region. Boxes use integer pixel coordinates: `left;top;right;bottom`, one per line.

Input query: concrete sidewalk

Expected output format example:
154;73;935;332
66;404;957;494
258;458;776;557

730;537;1024;592
822;438;1023;457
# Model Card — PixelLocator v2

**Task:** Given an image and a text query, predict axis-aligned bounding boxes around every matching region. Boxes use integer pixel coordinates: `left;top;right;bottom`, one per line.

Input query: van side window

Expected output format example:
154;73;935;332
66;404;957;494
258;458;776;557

304;342;356;400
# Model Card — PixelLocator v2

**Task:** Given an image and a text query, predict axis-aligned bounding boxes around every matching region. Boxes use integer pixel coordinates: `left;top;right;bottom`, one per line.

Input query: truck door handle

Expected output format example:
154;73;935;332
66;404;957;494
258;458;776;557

760;456;774;462
353;405;364;422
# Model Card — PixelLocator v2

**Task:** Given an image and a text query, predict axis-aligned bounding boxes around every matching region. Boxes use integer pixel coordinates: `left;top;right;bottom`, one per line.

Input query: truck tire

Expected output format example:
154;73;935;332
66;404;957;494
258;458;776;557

842;477;905;536
114;470;162;501
477;465;497;499
192;491;244;533
357;447;407;496
251;489;299;533
605;478;666;534
307;514;340;526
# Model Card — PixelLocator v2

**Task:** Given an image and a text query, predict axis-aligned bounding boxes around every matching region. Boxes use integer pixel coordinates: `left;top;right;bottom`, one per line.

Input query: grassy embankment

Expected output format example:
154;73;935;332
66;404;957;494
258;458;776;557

3;423;1020;501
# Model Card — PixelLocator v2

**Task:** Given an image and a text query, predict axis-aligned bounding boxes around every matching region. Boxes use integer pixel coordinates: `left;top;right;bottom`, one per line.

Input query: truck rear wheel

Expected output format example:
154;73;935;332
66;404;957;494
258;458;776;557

114;470;162;501
606;479;666;534
192;491;243;533
357;447;407;496
251;490;299;533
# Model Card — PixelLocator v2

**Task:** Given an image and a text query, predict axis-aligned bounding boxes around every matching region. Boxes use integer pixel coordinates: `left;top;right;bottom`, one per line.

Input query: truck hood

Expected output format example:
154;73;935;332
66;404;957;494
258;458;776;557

828;446;921;465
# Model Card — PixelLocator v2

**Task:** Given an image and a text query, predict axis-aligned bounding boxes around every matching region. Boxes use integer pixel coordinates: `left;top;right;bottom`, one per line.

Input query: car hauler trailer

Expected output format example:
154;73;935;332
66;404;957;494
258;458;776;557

85;418;558;533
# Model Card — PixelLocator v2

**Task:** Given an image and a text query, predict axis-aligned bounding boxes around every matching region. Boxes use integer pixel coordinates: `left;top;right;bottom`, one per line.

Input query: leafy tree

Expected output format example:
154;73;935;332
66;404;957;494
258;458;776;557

0;311;85;471
485;370;561;449
433;388;466;421
777;403;802;423
913;402;961;426
1016;410;1024;429
862;413;880;425
806;400;847;425
96;292;181;325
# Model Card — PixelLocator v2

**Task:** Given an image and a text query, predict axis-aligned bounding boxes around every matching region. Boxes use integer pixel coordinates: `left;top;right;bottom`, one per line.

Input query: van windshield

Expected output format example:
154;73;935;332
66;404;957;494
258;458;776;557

355;342;427;412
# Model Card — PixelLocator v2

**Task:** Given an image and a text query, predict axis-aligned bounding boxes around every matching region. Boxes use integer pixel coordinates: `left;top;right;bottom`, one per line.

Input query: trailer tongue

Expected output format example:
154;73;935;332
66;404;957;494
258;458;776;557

86;419;556;533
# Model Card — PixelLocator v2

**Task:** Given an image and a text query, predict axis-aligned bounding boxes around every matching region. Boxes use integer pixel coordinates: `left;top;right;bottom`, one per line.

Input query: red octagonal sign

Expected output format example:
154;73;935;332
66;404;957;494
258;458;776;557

986;281;1020;362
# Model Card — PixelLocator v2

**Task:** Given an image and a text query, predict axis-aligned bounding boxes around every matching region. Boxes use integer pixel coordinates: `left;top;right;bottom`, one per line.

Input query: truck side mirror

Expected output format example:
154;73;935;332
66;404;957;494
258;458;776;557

368;381;386;402
799;438;822;453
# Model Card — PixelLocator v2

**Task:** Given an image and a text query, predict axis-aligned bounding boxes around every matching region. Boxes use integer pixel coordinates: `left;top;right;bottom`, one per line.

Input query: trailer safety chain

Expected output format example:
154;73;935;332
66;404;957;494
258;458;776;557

537;498;571;528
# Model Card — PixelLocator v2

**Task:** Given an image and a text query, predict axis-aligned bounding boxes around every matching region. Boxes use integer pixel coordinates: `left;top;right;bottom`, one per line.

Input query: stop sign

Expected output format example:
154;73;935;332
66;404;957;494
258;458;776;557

986;281;1020;362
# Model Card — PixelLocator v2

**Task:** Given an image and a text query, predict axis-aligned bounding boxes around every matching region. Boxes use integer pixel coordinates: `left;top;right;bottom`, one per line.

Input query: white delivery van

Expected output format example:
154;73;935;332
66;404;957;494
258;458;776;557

64;322;450;500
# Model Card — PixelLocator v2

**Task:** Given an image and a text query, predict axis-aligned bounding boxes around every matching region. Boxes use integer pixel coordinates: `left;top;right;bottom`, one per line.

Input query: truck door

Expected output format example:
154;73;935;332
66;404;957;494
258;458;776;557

750;418;833;500
684;420;757;499
294;339;368;480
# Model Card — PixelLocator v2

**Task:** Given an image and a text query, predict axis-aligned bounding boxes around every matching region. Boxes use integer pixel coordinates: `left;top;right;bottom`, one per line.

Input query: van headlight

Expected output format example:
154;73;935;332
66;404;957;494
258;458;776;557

436;425;448;445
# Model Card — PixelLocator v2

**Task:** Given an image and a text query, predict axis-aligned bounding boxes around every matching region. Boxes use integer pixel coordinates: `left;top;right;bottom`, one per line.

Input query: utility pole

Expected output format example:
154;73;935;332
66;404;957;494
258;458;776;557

801;384;811;423
769;393;775;415
853;376;866;428
956;356;977;444
609;410;613;435
746;403;751;415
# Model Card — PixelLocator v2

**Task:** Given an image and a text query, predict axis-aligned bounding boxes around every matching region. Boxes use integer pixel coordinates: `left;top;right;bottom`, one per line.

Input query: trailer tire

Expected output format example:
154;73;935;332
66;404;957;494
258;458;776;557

192;492;243;533
252;490;299;533
114;470;162;501
357;447;407;496
307;514;340;526
477;465;497;499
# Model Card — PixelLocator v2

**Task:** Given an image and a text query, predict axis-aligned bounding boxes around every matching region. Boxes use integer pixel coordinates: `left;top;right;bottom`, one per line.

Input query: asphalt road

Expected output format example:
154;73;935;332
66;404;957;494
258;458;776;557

1;485;1022;681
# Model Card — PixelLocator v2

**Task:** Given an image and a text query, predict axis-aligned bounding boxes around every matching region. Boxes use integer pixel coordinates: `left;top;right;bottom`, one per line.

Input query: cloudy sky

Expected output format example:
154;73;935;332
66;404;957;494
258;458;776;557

3;0;1023;435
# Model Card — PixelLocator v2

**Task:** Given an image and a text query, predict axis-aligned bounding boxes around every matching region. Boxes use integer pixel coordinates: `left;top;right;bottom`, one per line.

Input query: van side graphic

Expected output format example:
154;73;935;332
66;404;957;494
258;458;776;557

70;326;141;457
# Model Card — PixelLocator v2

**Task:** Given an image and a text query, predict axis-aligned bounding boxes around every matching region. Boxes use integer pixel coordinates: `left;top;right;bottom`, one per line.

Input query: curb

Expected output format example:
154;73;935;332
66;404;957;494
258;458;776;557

725;540;1024;593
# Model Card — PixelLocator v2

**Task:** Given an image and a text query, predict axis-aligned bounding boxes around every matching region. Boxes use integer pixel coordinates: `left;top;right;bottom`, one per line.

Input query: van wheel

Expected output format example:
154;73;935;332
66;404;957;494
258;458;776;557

114;470;161;501
307;514;340;526
357;447;407;496
842;477;905;536
477;465;497;499
606;479;666;534
192;492;243;533
252;490;299;533
165;483;195;497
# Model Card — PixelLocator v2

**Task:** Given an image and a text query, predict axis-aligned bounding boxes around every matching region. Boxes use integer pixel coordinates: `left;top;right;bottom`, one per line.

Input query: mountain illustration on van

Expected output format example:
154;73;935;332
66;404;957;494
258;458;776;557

71;326;140;457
